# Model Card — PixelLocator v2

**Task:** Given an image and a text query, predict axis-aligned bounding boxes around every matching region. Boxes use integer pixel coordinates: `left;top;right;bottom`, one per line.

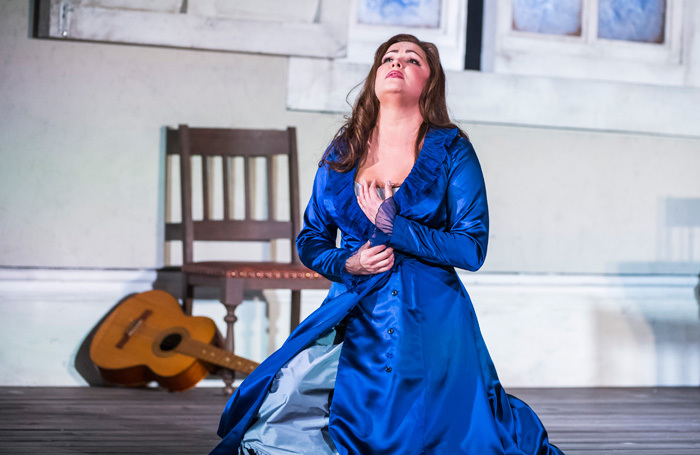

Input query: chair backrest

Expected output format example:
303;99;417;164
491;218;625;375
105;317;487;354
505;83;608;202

165;125;302;265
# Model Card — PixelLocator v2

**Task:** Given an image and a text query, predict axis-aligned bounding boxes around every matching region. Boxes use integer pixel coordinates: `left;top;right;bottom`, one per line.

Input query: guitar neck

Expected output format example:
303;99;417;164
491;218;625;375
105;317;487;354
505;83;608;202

175;339;258;374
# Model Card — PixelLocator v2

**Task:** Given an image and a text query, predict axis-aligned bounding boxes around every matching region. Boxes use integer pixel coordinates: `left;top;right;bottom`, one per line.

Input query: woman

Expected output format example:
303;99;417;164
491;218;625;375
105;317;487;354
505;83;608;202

212;34;564;455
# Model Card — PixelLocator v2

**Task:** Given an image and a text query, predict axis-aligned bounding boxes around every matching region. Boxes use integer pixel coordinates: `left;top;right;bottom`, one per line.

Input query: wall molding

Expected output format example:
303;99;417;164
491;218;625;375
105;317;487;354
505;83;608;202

1;267;698;387
1;266;697;295
287;58;700;138
0;267;156;299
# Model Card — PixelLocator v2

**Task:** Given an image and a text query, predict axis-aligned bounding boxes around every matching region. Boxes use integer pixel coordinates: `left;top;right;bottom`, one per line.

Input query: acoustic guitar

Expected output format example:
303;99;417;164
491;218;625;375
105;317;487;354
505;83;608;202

89;290;259;392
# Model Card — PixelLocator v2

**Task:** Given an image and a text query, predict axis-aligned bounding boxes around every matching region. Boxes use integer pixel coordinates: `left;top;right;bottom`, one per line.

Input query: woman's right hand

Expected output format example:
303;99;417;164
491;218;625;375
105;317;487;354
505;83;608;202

345;241;394;275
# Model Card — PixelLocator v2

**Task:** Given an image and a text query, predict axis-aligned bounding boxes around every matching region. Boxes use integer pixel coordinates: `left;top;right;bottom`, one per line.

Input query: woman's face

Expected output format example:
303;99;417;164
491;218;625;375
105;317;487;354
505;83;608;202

374;41;431;107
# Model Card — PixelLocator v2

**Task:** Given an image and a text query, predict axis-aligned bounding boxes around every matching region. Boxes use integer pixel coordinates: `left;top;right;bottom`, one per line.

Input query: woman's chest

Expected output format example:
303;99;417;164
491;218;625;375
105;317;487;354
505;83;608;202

355;157;415;186
327;160;451;242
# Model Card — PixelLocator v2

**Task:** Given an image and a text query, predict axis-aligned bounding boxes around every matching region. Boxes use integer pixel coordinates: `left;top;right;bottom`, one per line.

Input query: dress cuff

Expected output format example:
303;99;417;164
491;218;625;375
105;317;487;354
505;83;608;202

374;196;396;235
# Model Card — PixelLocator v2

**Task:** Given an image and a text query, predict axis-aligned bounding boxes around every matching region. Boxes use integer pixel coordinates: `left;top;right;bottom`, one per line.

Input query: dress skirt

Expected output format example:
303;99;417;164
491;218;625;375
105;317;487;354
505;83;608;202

213;259;564;455
239;328;343;455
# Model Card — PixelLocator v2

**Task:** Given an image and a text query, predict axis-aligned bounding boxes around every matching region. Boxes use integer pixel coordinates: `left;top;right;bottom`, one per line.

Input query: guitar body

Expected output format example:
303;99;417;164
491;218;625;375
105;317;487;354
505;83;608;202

90;290;219;392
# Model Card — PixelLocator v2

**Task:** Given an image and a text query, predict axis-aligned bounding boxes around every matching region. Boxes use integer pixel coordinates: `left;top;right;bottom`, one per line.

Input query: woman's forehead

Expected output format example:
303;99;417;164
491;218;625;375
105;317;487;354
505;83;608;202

384;42;427;60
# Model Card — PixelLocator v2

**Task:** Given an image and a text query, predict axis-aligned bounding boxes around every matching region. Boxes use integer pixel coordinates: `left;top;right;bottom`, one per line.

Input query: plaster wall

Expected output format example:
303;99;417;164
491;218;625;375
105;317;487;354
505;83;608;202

1;269;697;387
2;2;699;274
0;1;699;388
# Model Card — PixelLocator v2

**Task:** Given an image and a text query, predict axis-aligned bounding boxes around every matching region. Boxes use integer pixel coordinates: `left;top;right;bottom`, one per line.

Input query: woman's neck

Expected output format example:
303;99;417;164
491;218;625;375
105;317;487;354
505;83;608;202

355;107;424;184
371;108;424;155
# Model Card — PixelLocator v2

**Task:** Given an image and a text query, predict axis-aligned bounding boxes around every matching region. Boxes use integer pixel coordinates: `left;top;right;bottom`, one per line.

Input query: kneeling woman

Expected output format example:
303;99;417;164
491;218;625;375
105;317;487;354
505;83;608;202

211;34;565;455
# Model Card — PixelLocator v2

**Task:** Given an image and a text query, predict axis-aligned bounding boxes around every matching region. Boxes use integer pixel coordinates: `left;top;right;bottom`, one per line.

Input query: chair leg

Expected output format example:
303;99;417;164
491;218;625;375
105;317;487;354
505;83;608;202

290;290;301;334
221;280;243;395
181;276;194;316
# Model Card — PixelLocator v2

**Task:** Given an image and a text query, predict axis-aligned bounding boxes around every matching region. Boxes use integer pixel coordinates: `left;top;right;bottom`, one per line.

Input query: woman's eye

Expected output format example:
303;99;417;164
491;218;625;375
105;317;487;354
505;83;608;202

409;58;420;65
382;57;392;64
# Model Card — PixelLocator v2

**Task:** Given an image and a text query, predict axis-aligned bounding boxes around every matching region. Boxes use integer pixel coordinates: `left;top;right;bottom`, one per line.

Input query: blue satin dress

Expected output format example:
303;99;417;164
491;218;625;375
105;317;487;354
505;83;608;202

212;127;564;455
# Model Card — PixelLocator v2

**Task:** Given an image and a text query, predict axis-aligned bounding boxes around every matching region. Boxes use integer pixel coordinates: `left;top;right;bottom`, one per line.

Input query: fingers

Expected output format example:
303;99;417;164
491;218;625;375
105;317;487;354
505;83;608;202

360;178;368;203
373;254;395;273
357;178;386;223
384;180;393;198
360;179;383;203
365;244;393;257
359;245;394;273
369;178;377;197
357;179;371;214
360;179;374;200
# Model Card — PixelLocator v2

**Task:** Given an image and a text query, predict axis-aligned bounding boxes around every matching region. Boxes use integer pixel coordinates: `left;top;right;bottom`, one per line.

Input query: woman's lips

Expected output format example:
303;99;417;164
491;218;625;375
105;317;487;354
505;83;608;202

386;70;404;79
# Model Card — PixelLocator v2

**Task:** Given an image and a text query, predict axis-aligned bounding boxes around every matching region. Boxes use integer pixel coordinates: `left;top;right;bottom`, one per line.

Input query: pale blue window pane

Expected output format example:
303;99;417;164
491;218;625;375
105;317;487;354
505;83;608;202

598;0;666;43
358;0;442;28
512;0;582;36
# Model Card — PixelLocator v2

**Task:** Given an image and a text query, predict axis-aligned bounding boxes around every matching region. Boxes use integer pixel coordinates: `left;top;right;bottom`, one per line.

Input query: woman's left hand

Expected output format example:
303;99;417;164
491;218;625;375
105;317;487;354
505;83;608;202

357;179;393;224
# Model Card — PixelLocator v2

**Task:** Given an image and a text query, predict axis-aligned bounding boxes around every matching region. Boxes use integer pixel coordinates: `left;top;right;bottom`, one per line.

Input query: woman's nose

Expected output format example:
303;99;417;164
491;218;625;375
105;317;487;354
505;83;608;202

392;60;402;68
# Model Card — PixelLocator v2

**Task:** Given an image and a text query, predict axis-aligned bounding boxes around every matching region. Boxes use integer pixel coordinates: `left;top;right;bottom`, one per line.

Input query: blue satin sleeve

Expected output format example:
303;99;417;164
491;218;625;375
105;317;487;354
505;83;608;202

389;142;489;271
296;165;353;283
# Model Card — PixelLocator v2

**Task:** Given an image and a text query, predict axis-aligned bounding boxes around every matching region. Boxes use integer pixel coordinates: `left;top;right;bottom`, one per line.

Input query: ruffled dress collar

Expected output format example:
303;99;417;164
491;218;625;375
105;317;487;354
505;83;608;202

325;127;461;239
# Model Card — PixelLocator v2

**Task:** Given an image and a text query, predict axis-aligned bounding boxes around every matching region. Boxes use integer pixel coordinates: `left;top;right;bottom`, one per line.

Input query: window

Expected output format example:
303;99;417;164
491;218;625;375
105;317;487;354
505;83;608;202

345;0;468;71
285;0;698;137
483;0;685;86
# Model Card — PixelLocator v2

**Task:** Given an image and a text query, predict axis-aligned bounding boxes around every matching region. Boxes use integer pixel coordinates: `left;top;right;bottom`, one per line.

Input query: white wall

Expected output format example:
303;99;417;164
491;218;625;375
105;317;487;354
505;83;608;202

1;268;697;387
475;124;700;275
0;1;343;269
0;0;699;387
2;2;699;273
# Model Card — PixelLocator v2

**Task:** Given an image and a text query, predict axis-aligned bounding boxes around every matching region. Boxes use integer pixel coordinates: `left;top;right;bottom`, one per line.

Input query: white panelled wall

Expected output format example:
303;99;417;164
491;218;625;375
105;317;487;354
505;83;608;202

1;1;699;387
0;268;697;387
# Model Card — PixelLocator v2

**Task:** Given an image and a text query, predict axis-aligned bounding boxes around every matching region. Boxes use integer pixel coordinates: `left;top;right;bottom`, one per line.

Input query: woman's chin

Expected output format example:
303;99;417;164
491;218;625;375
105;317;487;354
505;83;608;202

377;86;413;97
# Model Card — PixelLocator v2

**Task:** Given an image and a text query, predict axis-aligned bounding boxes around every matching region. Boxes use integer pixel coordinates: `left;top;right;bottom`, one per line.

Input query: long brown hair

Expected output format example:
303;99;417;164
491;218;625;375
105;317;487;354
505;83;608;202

322;33;467;172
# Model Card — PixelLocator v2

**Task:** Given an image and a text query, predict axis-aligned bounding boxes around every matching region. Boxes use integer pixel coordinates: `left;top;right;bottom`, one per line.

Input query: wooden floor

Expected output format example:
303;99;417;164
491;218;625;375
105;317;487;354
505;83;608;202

0;386;698;454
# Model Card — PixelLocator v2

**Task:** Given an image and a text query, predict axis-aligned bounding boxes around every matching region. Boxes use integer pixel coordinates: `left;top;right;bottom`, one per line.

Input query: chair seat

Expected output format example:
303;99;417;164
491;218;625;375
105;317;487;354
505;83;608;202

182;261;324;280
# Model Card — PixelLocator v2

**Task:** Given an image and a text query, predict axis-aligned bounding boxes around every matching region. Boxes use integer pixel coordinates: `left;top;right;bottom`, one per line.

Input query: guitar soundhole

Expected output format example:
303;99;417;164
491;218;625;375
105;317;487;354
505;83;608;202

160;333;182;351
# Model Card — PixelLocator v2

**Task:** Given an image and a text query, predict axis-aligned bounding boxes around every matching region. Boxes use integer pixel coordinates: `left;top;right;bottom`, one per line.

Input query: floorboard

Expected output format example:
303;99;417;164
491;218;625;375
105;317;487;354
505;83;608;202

0;386;698;454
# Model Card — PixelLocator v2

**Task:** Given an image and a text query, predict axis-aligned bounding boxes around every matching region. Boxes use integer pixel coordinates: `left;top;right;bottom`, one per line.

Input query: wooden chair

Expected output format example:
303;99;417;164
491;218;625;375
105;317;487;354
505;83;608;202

165;125;330;393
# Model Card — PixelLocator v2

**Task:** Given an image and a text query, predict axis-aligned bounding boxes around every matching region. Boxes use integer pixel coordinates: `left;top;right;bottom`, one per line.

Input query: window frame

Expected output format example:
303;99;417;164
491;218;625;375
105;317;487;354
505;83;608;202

344;0;468;71
35;0;349;59
487;0;685;86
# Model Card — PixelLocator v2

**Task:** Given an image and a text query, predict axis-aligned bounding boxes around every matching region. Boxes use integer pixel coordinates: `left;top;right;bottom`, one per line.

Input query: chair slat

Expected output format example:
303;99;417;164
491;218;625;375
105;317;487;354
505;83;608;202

266;157;274;221
244;156;251;220
223;157;231;220
202;156;210;221
166;220;292;241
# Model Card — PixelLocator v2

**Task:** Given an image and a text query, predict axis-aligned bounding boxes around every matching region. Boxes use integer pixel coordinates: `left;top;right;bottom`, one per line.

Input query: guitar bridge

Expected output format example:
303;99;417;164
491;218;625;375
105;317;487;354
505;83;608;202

116;309;153;349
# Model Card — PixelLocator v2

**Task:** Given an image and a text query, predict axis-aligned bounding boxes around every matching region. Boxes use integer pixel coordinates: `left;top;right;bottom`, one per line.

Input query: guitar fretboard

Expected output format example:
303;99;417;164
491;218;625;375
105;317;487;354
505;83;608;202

174;338;258;374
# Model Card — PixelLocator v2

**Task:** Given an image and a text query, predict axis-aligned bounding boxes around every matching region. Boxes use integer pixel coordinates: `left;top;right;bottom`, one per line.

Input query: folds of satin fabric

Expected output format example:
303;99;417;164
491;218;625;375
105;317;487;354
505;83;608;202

211;273;396;455
239;328;342;455
212;128;564;455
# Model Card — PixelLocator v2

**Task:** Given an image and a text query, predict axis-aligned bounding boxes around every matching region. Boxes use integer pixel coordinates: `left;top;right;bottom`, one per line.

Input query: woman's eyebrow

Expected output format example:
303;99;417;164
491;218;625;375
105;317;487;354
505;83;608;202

383;49;424;59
